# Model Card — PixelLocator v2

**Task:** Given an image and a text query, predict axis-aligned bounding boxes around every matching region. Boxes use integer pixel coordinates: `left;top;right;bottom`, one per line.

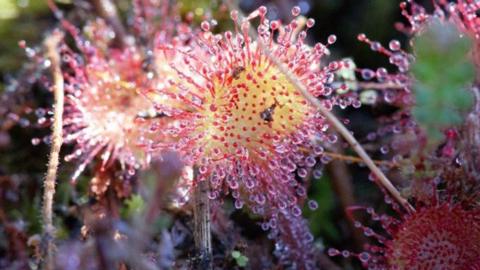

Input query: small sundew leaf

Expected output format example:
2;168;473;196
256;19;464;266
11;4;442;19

231;250;241;259
411;18;474;143
236;256;248;267
121;194;145;218
231;250;249;267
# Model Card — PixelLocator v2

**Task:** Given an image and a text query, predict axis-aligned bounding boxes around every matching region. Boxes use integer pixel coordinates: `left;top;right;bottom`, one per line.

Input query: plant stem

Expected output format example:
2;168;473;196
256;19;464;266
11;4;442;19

42;30;65;270
193;174;212;269
324;151;397;168
357;81;406;90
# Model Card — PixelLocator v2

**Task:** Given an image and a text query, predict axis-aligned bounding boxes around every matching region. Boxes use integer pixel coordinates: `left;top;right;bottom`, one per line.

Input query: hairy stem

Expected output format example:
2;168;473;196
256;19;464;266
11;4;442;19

193;175;212;270
357;81;406;90
42;30;65;270
324;151;397;168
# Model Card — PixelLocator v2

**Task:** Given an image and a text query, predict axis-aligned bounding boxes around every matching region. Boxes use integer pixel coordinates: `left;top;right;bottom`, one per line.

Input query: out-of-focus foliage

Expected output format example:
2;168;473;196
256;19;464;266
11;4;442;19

121;194;145;218
0;0;49;79
412;19;474;143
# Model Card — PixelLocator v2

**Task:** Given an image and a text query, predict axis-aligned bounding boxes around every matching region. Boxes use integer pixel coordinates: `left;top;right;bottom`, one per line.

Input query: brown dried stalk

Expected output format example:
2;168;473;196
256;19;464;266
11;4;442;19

193;175;212;270
324;151;398;168
357;81;406;90
42;30;65;270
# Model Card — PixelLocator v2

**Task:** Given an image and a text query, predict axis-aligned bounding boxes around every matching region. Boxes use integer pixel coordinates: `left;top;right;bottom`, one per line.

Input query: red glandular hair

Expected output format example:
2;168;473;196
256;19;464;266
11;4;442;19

400;1;480;39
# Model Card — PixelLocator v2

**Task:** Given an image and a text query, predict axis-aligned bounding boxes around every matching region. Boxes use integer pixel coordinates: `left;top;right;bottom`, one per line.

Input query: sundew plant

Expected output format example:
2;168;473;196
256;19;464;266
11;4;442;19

1;0;480;269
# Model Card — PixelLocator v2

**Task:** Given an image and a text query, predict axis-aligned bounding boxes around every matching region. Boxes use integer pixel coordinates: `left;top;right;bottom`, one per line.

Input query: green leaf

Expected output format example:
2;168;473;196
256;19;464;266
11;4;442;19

411;19;474;143
231;250;241;259
121;194;145;218
231;250;249;267
236;256;248;267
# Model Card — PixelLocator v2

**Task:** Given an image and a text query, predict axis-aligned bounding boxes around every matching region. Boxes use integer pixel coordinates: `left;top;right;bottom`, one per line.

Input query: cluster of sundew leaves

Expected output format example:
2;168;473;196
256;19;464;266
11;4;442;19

4;0;480;269
19;1;364;267
325;1;480;268
143;6;362;267
28;0;196;184
381;0;480;184
346;5;476;184
22;0;480;266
